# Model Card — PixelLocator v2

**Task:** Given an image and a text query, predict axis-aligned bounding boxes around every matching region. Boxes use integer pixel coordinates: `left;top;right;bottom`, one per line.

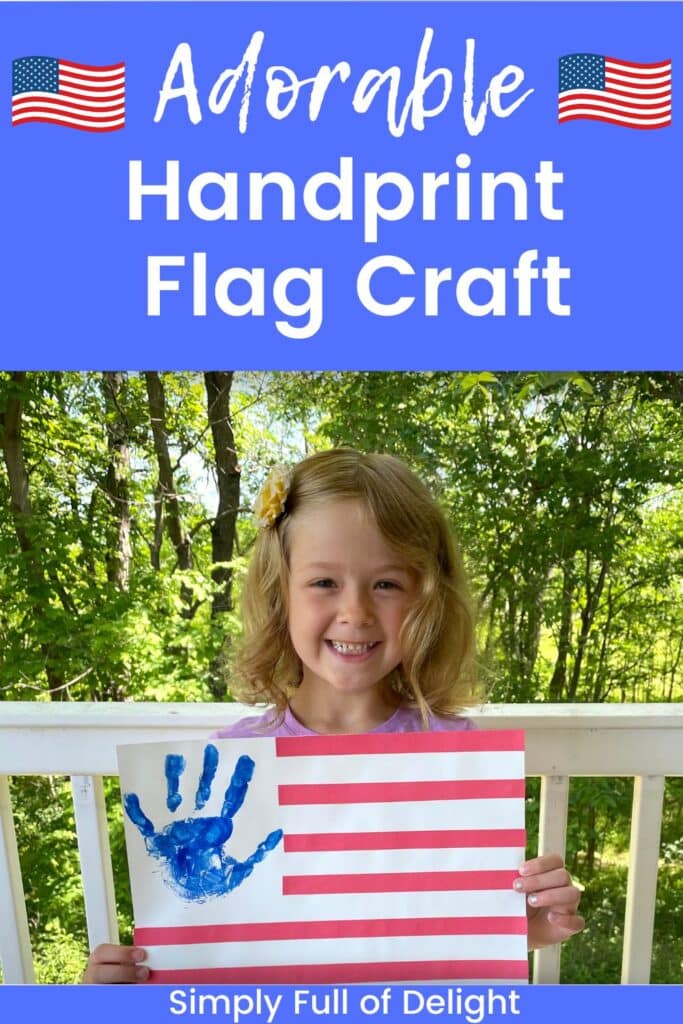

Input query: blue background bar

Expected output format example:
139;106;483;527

2;2;681;368
1;984;682;1022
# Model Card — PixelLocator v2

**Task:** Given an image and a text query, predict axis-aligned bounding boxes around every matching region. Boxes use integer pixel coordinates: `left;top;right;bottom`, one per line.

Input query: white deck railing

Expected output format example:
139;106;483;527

1;702;681;985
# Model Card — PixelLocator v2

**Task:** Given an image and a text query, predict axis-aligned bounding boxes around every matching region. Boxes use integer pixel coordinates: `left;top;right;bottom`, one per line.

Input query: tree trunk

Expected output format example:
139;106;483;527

204;372;240;613
101;373;132;591
150;480;164;571
548;558;575;701
204;372;240;698
666;635;683;702
583;804;598;877
568;553;610;700
1;374;36;559
591;584;614;702
519;570;550;687
145;371;194;616
0;373;65;696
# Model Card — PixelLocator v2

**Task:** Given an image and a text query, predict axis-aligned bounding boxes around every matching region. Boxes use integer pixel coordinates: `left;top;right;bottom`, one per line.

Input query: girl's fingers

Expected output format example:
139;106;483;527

520;856;585;947
83;944;148;984
90;943;145;964
526;885;582;910
520;855;565;875
87;962;149;984
514;868;573;894
547;911;585;935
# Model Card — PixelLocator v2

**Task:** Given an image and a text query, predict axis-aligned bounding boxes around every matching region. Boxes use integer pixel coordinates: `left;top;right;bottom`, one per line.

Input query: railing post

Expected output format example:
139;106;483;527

621;775;665;983
532;774;569;984
0;775;35;983
71;775;120;951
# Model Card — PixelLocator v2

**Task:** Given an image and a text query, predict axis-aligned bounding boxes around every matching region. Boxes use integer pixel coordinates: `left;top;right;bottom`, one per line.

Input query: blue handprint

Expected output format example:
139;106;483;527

123;744;283;902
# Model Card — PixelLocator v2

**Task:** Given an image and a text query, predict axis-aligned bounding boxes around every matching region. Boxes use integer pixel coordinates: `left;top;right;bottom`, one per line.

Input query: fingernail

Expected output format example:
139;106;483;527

136;966;149;981
519;864;530;875
132;948;146;963
513;879;524;892
528;894;539;906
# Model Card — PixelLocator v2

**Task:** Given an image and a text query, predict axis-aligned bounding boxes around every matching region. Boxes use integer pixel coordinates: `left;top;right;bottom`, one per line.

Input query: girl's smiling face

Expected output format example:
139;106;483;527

286;500;417;712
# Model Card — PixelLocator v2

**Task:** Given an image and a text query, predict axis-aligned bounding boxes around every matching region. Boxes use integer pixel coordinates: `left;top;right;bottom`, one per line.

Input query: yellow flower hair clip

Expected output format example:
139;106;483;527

253;464;292;528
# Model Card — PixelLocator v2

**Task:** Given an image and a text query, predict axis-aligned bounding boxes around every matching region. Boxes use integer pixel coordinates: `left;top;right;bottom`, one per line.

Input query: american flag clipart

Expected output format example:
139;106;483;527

11;56;125;131
558;54;671;129
118;730;528;985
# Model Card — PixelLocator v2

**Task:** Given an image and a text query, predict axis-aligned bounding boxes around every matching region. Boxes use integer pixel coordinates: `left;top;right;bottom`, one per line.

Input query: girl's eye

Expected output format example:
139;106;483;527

375;580;400;590
311;578;336;589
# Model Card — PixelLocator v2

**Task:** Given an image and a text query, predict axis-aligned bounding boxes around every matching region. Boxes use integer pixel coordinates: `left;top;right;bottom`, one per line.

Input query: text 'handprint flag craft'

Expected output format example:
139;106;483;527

117;731;527;984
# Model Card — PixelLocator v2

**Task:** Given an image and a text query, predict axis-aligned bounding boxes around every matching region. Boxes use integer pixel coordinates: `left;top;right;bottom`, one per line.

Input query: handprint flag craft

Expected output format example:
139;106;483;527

117;730;527;984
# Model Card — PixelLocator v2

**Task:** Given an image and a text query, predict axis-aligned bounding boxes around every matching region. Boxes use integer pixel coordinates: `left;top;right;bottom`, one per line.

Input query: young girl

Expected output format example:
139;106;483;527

85;448;583;983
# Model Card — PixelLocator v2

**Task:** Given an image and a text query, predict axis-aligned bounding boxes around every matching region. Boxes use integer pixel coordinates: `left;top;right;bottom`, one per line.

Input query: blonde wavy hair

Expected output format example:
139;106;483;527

234;448;481;723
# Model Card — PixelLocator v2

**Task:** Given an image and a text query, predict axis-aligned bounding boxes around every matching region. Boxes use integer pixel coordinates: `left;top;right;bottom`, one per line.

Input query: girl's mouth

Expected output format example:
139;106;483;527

326;640;379;658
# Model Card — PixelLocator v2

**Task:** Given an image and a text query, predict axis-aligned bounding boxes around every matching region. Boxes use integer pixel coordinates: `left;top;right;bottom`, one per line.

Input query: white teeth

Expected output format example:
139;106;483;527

330;641;375;654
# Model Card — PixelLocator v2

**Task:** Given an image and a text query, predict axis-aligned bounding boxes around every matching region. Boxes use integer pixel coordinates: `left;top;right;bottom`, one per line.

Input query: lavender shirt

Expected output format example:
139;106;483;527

213;704;475;738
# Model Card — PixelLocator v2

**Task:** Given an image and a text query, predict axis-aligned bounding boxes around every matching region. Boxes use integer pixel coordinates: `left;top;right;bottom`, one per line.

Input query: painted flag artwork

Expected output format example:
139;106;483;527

558;53;672;129
11;57;125;131
118;730;527;984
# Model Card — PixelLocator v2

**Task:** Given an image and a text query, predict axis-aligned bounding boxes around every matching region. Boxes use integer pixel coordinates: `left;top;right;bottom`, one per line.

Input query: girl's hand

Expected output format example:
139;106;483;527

82;944;149;984
514;855;585;950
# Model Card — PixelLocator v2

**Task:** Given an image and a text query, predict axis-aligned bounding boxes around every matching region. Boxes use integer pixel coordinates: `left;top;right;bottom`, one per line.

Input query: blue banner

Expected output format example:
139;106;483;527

1;984;682;1021
2;1;681;368
1;983;683;1024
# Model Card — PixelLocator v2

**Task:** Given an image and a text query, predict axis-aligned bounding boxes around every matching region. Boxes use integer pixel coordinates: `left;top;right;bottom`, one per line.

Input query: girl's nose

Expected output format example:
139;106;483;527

337;589;375;626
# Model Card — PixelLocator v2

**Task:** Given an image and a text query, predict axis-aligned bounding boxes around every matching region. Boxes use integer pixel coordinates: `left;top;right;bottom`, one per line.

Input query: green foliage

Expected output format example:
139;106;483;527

559;863;683;984
0;372;259;702
10;777;86;937
31;924;90;985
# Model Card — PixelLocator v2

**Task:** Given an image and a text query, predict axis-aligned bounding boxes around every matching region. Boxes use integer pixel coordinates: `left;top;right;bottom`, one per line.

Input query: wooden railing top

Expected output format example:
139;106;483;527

1;699;681;727
1;702;682;777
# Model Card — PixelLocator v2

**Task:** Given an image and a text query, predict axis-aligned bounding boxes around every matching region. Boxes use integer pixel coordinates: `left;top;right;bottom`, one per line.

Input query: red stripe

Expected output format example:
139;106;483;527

13;94;123;107
135;915;526;946
59;59;125;72
60;86;125;98
605;70;671;83
279;779;524;805
561;87;671;103
283;869;518;895
604;79;671;94
606;77;671;89
605;57;671;70
558;103;670;122
284;828;527;851
60;72;125;86
13;97;125;115
603;89;671;103
276;729;524;757
10;116;125;132
148;959;529;983
11;104;124;123
559;92;670;107
59;79;125;94
561;100;671;118
558;113;670;130
605;74;671;87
